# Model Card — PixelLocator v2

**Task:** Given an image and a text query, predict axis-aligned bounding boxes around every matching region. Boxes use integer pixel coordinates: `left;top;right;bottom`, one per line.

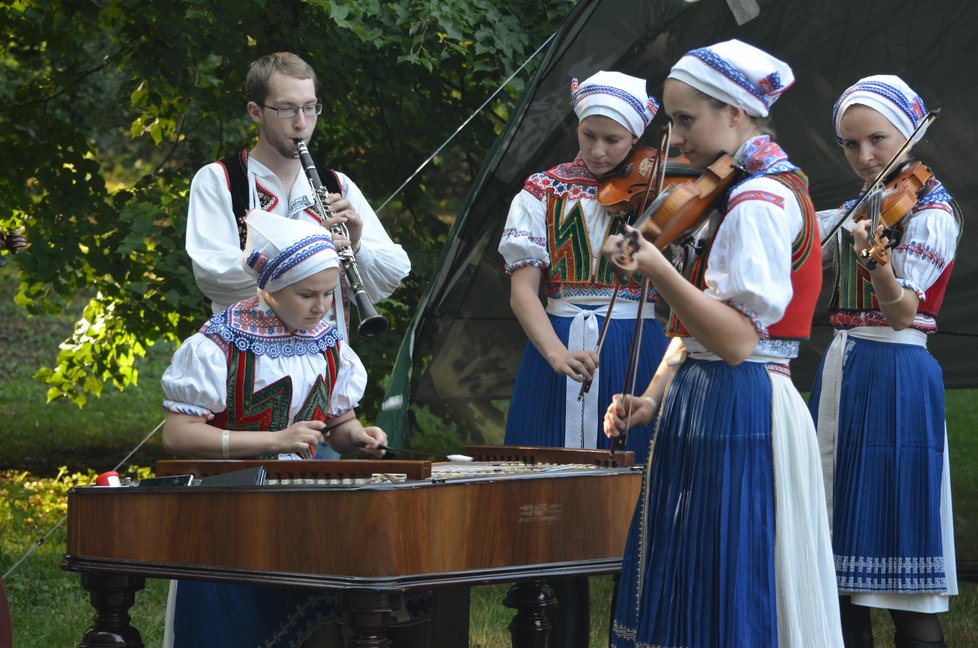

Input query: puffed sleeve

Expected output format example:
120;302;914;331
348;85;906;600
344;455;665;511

816;207;843;264
892;205;960;299
498;182;550;275
336;172;411;304
703;176;803;335
186;163;257;312
327;341;368;417
161;334;228;418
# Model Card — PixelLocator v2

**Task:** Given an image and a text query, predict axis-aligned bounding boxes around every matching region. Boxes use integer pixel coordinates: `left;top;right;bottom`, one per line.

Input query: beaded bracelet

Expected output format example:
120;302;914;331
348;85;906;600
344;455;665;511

642;395;659;411
221;429;230;459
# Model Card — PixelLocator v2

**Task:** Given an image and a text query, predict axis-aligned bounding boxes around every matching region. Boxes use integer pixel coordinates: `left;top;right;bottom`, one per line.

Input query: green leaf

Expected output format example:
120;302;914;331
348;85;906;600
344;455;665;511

0;0;577;414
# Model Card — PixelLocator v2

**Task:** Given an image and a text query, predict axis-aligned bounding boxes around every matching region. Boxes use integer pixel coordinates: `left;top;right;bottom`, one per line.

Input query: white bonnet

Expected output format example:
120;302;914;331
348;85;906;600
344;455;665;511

832;74;927;144
571;70;658;137
667;39;794;117
241;210;339;293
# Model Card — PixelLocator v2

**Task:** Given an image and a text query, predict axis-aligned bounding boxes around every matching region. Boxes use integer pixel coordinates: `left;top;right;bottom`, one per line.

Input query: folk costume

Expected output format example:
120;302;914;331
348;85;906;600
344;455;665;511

809;76;960;614
610;41;842;648
499;71;668;462
162;212;361;647
186;149;410;333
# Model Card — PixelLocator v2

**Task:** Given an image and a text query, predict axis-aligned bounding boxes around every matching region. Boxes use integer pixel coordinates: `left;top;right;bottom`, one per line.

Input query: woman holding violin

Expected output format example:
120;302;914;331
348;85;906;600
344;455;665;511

809;76;960;648
601;40;841;647
497;70;668;461
497;71;669;648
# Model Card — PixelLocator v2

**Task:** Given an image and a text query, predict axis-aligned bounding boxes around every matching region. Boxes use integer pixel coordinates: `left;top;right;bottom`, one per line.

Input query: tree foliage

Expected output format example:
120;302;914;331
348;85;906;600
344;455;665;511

0;0;575;411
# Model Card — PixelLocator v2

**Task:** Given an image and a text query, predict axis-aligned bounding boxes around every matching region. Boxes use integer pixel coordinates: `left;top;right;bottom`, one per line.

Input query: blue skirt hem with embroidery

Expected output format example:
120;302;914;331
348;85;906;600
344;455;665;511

808;336;949;593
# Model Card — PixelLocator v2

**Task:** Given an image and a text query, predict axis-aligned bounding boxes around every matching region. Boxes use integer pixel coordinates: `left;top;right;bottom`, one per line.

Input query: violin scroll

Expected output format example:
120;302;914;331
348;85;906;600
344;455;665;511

860;224;900;270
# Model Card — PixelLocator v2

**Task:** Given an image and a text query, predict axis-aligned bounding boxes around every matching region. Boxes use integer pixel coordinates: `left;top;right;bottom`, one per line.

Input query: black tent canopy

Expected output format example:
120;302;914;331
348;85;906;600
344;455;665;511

380;0;977;443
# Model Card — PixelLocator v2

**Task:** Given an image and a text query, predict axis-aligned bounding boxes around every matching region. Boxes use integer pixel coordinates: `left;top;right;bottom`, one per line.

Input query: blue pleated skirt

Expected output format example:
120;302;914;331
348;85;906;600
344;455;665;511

504;311;667;463
171;581;431;647
611;359;779;648
172;581;340;648
809;335;950;594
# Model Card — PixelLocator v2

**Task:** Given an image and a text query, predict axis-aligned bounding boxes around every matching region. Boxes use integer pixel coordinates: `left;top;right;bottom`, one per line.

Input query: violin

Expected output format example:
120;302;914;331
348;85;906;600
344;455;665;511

856;161;933;268
580;142;691;405
629;153;741;251
821;108;939;248
854;161;932;226
597;147;698;214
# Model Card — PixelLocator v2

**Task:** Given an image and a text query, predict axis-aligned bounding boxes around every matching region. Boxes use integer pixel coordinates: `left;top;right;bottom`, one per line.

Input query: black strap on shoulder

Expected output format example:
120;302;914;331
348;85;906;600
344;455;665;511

317;164;343;195
217;149;251;249
216;148;343;249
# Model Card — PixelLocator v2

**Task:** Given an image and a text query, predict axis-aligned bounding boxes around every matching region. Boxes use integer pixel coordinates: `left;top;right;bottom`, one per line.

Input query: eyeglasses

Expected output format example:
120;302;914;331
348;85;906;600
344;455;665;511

261;103;322;118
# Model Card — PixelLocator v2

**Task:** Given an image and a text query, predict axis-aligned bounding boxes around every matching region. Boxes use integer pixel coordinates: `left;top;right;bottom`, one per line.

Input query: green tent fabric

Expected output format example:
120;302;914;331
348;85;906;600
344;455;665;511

378;0;977;573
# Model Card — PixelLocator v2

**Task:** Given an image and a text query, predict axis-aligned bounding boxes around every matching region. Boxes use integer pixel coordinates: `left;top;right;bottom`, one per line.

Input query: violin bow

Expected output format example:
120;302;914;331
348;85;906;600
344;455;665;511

820;109;940;246
578;127;671;401
608;125;673;455
610;277;651;458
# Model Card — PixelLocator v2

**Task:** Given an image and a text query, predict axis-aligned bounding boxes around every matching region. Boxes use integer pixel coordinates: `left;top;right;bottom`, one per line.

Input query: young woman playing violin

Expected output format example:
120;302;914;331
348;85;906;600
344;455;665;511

809;75;961;648
497;71;669;648
498;70;669;461
601;40;842;647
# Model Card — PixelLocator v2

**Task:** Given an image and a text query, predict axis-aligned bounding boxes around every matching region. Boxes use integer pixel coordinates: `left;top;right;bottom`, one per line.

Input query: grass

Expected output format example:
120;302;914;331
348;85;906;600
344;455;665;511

1;268;976;647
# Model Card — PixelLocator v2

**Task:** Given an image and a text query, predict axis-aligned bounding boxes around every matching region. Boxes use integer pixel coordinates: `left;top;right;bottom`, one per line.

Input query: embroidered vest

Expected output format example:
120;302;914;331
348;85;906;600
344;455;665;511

545;196;645;294
666;170;821;340
208;341;342;460
827;178;960;332
531;158;650;301
217;148;343;249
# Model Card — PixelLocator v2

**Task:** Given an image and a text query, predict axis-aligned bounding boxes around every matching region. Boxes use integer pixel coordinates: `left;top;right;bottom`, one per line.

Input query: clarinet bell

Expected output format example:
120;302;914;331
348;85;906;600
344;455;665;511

353;290;389;336
357;312;389;337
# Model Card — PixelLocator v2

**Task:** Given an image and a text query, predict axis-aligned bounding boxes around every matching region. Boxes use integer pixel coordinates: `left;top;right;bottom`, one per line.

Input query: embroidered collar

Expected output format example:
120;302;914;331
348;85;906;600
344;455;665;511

246;152;315;218
202;296;342;358
546;153;599;185
917;175;953;208
735;135;797;175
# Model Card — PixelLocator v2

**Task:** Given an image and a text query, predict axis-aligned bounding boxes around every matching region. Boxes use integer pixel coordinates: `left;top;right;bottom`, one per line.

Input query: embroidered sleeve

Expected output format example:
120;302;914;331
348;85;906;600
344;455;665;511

499;185;550;275
892;204;960;300
161;334;228;418
815;207;843;264
704;176;803;335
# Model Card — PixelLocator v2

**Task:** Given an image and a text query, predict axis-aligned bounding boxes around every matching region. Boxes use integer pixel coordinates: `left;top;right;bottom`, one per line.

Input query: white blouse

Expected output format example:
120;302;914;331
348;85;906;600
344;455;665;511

186;155;411;315
161;297;367;423
703;173;804;332
817;201;960;300
680;136;808;358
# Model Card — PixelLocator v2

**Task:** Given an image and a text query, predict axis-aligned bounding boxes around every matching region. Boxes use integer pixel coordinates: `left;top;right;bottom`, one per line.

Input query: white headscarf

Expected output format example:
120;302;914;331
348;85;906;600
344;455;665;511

571;70;658;137
667;39;794;117
242;210;339;293
832;74;927;144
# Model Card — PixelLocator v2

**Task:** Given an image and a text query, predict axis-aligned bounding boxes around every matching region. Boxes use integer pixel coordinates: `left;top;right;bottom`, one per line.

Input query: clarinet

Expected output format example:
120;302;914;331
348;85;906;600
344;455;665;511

295;140;389;337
